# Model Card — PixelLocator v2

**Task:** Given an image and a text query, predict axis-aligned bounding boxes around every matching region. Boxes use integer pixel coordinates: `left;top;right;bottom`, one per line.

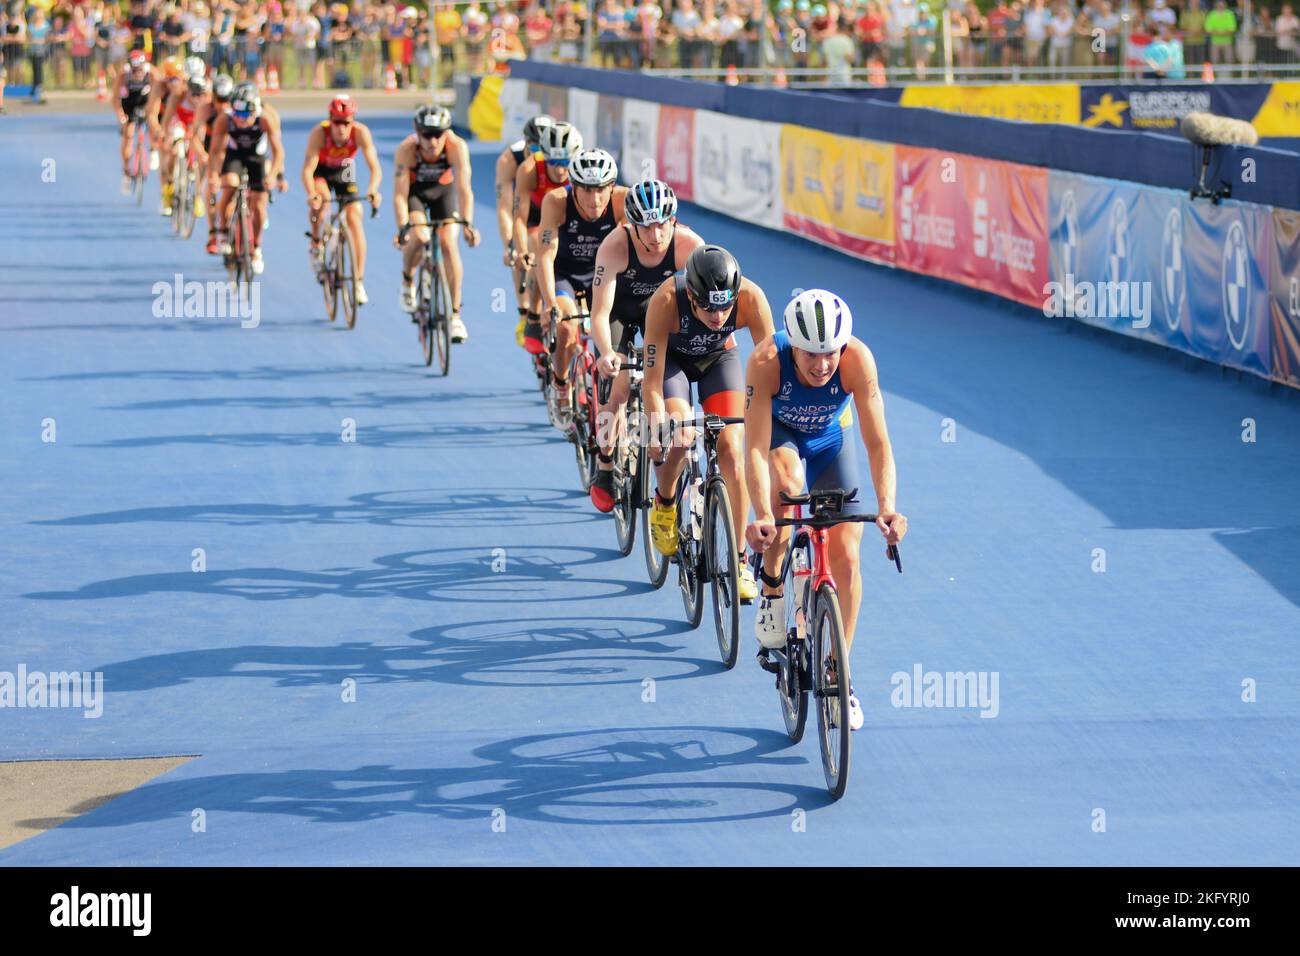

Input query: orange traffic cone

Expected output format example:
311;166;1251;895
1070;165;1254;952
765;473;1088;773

1202;60;1215;82
384;63;397;93
255;66;266;92
266;65;280;94
725;64;739;86
95;69;108;102
773;67;788;88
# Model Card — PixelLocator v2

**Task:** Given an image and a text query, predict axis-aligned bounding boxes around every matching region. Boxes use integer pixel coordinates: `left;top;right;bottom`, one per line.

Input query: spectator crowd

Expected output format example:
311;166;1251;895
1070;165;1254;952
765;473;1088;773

1;0;1298;101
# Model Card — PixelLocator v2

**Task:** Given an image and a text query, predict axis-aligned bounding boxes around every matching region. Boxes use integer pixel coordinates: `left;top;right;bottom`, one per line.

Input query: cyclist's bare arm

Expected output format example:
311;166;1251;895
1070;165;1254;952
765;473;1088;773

450;134;474;231
536;189;565;312
589;228;629;359
392;140;413;231
641;280;677;439
737;277;776;345
512;156;538;259
743;342;781;528
495;150;517;252
188;102;209;158
673;224;706;266
301;124;323;195
611;185;629;223
839;342;900;522
264;108;286;184
207;113;230;179
358;122;383;198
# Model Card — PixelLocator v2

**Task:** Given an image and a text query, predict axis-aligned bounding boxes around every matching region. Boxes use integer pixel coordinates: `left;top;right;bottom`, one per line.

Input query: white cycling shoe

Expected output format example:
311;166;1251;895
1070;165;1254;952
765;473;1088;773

149;148;159;171
354;281;368;306
251;248;264;275
450;315;468;343
400;283;417;312
847;689;864;731
120;175;131;195
755;593;786;650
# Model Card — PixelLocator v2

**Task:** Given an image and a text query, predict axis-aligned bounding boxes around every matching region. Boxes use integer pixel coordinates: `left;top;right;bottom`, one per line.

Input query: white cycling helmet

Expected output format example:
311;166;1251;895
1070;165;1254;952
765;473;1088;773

784;289;853;353
539;121;583;164
570;148;618;187
626;179;677;225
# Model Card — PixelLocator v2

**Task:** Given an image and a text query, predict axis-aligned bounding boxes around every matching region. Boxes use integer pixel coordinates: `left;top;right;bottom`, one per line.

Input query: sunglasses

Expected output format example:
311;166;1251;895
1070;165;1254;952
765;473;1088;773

418;128;448;138
331;118;353;126
233;109;254;119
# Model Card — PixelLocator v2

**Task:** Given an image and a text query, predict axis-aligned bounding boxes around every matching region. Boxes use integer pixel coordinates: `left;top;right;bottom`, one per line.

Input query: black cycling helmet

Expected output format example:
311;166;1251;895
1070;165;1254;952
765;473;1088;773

414;104;452;136
685;245;742;312
522;113;555;150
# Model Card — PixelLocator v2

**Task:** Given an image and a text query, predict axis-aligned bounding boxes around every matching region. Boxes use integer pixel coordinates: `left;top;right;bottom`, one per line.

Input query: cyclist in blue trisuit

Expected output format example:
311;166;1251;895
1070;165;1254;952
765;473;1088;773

743;288;909;731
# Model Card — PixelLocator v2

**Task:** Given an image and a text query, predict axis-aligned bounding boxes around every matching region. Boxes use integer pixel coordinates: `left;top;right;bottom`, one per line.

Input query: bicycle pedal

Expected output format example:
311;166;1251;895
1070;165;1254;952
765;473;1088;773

757;648;780;675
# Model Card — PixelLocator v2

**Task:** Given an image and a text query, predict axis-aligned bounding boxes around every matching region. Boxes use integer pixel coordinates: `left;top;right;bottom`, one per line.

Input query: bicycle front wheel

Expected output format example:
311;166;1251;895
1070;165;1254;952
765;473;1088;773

177;167;197;239
778;532;811;742
612;408;637;556
705;477;740;668
677;479;705;630
432;256;452;376
338;228;357;329
814;584;852;800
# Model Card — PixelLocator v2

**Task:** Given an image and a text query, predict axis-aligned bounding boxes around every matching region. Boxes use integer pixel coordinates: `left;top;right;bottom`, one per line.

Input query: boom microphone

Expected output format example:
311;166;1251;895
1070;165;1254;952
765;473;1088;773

1181;112;1258;203
1180;111;1259;147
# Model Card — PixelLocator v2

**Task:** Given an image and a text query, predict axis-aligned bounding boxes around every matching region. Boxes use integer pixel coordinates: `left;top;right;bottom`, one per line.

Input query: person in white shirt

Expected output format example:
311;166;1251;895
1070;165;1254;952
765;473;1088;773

1146;0;1176;30
1022;0;1049;67
1047;2;1073;67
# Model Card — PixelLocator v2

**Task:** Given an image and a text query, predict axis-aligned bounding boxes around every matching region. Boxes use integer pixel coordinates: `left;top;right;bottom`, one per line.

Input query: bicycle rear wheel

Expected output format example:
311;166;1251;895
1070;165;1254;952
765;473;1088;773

133;130;147;205
320;229;337;321
612;410;637;556
814;584;852;800
569;350;595;491
705;478;740;668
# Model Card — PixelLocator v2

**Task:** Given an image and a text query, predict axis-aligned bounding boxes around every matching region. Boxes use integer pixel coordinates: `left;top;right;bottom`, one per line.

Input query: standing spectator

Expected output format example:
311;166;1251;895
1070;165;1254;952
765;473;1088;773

820;8;855;80
698;0;721;69
28;6;50;103
1021;0;1049;70
554;1;581;62
329;3;352;83
189;2;213;69
718;0;744;70
949;4;972;67
1146;0;1176;32
672;0;703;68
462;1;489;73
433;0;461;79
413;8;433;87
855;0;884;64
1278;4;1300;64
965;0;987;67
1143;20;1185;77
313;1;333;86
913;1;938;75
212;1;236;75
356;4;378;86
986;0;1011;68
1047;1;1073;68
885;0;913;70
69;5;94;88
264;2;287;83
1204;0;1235;65
289;4;317;87
525;3;555;61
596;0;626;66
1004;0;1025;69
158;5;186;61
1088;0;1120;65
1180;0;1206;65
95;3;118;84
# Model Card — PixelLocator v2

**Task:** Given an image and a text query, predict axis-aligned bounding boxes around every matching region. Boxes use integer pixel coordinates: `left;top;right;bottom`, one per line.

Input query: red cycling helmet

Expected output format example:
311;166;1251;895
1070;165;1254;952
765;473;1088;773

328;95;357;121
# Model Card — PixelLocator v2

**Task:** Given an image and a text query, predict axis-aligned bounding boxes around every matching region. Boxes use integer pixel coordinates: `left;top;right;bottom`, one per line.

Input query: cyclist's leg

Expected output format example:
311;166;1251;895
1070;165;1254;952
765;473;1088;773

696;349;749;556
654;353;695;503
248;162;269;250
804;433;867;649
309;175;330;250
120;115;134;175
595;318;633;460
552;280;580;389
402;202;431;281
343;196;366;283
218;160;241;248
762;423;805;594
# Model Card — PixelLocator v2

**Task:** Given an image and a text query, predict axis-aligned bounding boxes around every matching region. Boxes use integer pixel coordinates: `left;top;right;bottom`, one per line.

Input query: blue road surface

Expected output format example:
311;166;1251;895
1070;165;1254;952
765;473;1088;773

2;110;1298;865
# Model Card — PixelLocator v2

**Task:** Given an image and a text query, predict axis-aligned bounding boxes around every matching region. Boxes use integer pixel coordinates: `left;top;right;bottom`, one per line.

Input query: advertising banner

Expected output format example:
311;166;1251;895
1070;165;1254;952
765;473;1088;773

496;77;536;145
527;82;569;121
656;105;696;201
781;125;894;264
596;94;625;173
895;146;1048;306
1182;200;1272;376
620;99;660;187
1269;209;1300;386
899;84;1080;124
692;111;782;231
567;89;599;155
1048;171;1190;350
1079;84;1272;132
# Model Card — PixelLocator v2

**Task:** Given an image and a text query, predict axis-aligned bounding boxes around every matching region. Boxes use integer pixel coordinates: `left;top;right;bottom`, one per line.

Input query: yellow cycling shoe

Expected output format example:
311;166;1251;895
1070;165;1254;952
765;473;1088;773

162;182;174;206
737;564;758;602
650;499;678;556
195;195;206;218
515;316;526;348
